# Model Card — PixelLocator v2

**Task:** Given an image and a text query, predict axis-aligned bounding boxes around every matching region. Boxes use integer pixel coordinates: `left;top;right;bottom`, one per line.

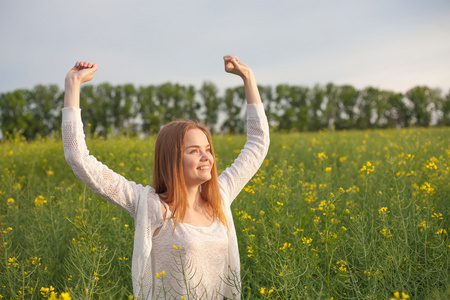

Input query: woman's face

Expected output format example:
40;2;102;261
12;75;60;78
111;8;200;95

182;128;214;187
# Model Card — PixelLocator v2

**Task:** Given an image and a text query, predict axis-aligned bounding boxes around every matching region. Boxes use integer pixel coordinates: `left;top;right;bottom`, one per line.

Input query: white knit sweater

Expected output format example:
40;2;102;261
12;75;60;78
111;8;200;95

62;103;270;299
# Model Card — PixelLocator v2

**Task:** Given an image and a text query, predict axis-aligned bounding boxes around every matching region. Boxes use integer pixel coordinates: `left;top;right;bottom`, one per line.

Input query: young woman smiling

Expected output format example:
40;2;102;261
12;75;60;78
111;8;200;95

62;55;270;299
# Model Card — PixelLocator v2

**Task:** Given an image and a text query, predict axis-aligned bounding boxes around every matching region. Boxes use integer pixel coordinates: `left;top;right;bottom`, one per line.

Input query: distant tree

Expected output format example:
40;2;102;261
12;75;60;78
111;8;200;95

291;86;310;132
79;83;114;136
274;84;309;131
199;82;220;133
0;89;33;138
437;90;450;126
79;84;101;135
258;85;277;128
335;85;359;129
358;87;390;129
323;83;339;130
221;87;244;134
156;82;200;124
137;85;161;135
116;84;137;132
384;91;409;128
182;85;200;121
406;86;442;127
28;84;62;137
308;84;326;131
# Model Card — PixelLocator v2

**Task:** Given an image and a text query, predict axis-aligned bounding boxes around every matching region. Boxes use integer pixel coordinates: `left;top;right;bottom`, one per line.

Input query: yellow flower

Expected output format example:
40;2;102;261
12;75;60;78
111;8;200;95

390;291;410;300
432;212;443;220
360;161;375;175
7;198;14;203
60;292;72;300
378;207;388;214
49;292;58;300
418;220;429;232
380;228;392;238
325;167;332;172
318;152;328;160
34;195;47;207
302;237;312;245
436;229;447;235
260;287;266;294
279;242;292;252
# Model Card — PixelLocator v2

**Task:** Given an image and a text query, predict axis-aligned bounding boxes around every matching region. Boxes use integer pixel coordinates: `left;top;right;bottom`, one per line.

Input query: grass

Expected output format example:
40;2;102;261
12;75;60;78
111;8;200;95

1;127;449;299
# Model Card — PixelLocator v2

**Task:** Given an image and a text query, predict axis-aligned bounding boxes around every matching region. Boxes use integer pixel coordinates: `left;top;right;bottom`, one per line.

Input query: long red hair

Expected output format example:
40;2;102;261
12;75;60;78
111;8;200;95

153;120;227;229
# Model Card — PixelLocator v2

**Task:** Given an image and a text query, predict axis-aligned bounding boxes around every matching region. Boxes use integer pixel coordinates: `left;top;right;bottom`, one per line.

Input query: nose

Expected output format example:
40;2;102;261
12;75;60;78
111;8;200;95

200;151;210;161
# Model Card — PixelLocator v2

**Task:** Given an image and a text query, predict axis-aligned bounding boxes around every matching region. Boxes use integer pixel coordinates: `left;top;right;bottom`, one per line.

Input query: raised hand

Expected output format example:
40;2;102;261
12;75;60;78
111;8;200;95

64;61;97;108
223;55;261;104
223;55;253;79
66;61;98;85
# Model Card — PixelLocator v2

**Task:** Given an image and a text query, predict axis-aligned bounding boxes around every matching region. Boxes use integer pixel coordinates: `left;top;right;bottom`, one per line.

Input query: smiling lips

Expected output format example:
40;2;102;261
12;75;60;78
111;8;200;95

197;165;210;170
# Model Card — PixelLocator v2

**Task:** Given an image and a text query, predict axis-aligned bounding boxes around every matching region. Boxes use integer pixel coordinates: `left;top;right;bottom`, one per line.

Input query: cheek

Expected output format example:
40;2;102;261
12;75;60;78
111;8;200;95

183;156;196;171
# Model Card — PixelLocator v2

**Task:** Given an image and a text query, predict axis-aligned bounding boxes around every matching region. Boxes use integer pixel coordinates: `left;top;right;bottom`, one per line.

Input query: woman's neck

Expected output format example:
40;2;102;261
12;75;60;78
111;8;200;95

185;184;203;209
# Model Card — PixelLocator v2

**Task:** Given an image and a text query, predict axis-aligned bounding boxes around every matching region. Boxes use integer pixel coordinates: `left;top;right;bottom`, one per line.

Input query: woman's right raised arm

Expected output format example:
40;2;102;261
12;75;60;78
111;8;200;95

62;62;145;218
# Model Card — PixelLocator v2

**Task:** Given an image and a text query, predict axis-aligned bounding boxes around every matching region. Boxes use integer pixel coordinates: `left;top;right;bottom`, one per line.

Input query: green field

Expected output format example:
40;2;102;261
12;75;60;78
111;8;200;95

1;127;449;299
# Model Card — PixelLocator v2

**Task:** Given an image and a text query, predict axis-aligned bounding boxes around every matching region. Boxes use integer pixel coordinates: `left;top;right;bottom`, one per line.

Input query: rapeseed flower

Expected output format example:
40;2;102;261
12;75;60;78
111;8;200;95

318;152;328;160
378;207;389;214
390;291;409;299
302;237;312;245
279;242;292;252
380;228;392;238
436;229;447;235
360;161;375;175
34;195;47;207
418;220;429;232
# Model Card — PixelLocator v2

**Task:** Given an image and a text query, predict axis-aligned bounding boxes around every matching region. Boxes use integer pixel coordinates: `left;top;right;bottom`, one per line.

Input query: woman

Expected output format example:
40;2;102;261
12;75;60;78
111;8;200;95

62;55;270;299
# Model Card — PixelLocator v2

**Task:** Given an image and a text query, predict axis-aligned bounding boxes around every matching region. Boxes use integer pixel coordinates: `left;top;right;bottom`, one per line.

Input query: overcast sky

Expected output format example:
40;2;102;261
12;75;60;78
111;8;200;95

1;0;449;94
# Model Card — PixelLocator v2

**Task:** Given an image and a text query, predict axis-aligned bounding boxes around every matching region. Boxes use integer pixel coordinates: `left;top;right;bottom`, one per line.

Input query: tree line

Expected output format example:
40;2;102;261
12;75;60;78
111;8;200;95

0;82;449;140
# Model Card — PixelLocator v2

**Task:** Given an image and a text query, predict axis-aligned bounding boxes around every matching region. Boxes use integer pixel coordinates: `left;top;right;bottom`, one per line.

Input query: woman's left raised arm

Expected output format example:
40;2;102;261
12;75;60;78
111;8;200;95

219;55;270;204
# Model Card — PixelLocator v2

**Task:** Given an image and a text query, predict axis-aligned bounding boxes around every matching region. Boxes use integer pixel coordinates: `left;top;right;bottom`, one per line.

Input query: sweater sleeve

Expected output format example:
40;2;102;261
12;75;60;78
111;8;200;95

62;107;144;218
218;103;270;205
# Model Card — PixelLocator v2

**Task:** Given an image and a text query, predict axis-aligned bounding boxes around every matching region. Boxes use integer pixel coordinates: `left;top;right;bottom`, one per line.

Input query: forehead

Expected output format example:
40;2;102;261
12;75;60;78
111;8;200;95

184;128;210;146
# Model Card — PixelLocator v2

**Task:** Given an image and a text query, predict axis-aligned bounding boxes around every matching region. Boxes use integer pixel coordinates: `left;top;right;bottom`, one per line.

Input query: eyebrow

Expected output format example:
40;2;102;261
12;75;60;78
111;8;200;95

184;144;211;150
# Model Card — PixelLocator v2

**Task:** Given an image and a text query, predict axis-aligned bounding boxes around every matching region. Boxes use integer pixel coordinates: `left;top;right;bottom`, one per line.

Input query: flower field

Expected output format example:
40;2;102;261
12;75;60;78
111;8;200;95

1;127;449;299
